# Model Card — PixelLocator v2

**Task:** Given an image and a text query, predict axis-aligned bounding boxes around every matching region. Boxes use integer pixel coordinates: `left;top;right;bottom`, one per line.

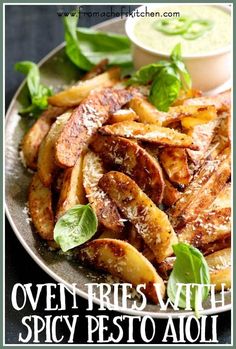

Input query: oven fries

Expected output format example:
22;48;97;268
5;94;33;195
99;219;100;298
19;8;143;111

90;135;165;204
83;151;124;234
48;67;121;107
99;171;178;263
22;63;231;299
100;121;198;149
28;173;54;240
21;106;66;170
55;87;134;167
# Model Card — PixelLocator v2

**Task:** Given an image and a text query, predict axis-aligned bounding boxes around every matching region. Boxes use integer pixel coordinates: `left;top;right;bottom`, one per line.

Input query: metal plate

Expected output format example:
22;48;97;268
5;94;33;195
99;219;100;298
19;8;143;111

5;18;231;318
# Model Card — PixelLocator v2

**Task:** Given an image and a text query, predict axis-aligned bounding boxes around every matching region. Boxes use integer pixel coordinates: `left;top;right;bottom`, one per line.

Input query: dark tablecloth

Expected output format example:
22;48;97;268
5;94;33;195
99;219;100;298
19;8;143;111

5;4;231;345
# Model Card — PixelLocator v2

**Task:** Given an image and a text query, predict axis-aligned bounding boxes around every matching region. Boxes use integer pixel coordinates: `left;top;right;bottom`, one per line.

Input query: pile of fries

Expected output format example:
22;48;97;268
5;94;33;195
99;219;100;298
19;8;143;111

22;62;231;303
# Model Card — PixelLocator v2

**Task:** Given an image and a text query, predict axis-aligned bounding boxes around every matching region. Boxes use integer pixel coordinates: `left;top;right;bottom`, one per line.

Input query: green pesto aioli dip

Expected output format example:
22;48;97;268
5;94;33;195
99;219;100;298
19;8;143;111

133;6;231;55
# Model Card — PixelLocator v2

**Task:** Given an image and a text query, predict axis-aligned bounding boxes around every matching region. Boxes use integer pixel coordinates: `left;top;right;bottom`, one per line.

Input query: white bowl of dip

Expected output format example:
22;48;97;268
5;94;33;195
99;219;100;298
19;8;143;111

125;4;232;91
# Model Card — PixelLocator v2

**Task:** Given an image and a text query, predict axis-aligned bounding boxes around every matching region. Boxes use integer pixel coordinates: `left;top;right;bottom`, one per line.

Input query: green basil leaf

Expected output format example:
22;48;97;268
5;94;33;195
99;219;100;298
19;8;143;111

126;61;170;85
171;44;192;90
170;43;182;62
77;27;132;68
64;16;133;71
167;242;210;310
173;60;192;90
64;16;92;71
15;61;52;118
54;204;98;252
149;66;181;112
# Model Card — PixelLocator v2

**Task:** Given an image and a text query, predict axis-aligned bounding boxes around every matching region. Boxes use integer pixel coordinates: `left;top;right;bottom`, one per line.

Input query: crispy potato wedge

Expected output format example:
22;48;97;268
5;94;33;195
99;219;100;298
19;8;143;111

38;111;72;186
180;105;217;129
100;121;198;150
56;155;86;219
186;119;219;164
184;90;231;112
210;267;231;291
77;238;165;303
83;151;124;234
99;171;177;263
206;248;231;291
162;178;182;207
205;248;231;270
128;96;167;125
48;67;120;107
108;108;138;124
159;148;191;186
168;148;231;228
90;135;165;204
81;59;108;81
178;207;231;250
28;173;54;240
21;106;66;170
55;88;134;168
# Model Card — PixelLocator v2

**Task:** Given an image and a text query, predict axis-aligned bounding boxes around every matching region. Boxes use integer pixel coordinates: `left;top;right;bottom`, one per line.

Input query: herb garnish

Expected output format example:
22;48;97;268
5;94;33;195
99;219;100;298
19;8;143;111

127;44;191;112
54;204;98;252
167;242;210;315
14;61;52;118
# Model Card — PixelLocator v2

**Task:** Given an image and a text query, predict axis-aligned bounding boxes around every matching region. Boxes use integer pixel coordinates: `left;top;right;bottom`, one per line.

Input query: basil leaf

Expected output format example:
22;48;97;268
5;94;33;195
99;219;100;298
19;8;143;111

64;16;92;71
15;61;52;118
54;204;98;252
167;242;210;310
171;44;192;90
64;16;133;71
170;43;182;62
77;27;132;68
127;44;191;111
149;66;181;112
126;61;170;85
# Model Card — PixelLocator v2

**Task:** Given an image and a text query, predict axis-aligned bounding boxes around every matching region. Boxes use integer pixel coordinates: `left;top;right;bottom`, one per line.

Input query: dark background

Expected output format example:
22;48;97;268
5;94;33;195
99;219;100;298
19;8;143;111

5;4;231;345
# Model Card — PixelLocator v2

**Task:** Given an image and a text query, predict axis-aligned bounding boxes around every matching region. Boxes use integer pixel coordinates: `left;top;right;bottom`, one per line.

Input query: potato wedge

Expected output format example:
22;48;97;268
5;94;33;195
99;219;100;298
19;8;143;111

90;135;165;204
100;121;198;150
128;96;167;125
48;68;120;107
38;111;72;186
56;155;86;219
210;267;231;291
99;171;178;263
55;88;134;168
186;119;219;164
180;105;217;129
178;207;231;250
21;106;66;170
159;148;191;186
168;147;231;228
81;59;108;81
77;238;165;303
162;178;182;207
83;151;124;234
205;248;231;270
205;248;231;291
108;108;138;124
28;173;54;240
184;90;231;112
